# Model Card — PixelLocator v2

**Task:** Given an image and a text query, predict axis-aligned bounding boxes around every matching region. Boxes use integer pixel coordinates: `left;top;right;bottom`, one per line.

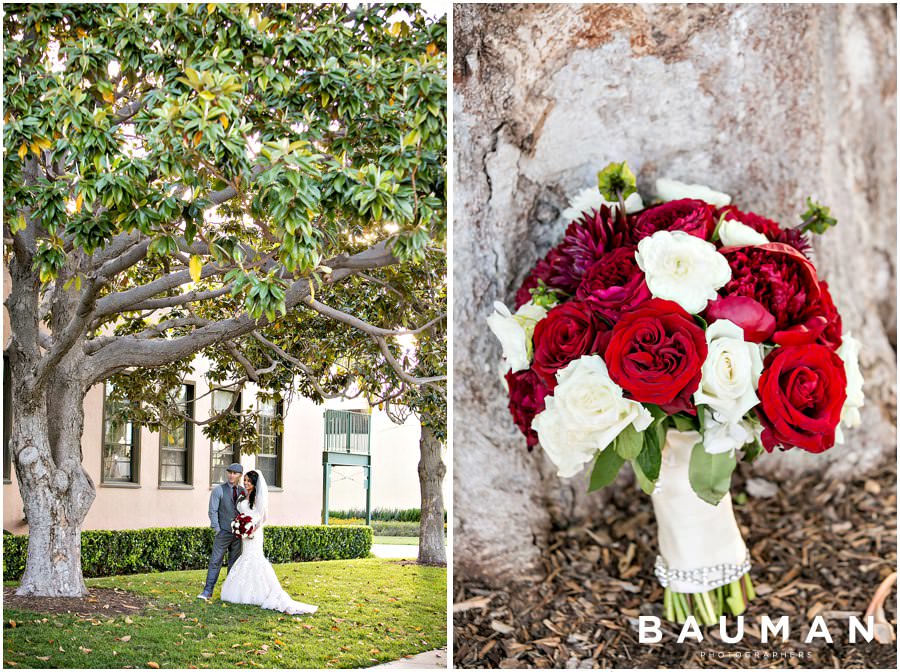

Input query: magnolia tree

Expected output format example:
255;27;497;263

3;3;446;596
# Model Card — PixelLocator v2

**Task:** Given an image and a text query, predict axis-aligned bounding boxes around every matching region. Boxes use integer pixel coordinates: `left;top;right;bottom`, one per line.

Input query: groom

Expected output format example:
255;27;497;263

198;463;245;600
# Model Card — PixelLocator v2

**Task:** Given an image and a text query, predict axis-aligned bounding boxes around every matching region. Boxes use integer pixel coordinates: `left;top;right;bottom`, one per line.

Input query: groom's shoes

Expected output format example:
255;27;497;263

197;592;212;601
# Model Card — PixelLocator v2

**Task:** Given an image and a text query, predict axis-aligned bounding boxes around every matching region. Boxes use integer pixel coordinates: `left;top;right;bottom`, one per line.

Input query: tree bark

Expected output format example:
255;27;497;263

453;3;896;585
417;423;446;565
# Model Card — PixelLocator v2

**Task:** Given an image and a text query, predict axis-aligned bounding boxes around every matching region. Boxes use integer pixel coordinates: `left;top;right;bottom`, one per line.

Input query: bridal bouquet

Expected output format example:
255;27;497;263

231;513;256;540
488;162;864;625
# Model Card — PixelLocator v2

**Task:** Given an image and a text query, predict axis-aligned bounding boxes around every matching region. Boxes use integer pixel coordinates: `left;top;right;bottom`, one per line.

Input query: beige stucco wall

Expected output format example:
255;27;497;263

3;355;429;533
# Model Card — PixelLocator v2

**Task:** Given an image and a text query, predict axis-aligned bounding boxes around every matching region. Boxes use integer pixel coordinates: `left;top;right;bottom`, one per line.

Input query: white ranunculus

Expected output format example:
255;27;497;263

718;218;769;247
635;231;732;314
656;177;732;207
835;333;864;444
701;411;762;455
694;319;764;424
561;186;644;222
532;355;652;478
486;300;547;373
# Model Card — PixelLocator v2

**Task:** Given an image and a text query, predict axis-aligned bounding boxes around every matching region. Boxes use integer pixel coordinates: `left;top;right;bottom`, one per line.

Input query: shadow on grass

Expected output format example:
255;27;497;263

3;558;446;669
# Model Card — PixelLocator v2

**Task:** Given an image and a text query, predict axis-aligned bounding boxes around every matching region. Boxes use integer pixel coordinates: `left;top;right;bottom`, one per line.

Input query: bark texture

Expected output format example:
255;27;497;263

453;3;897;585
417;424;447;565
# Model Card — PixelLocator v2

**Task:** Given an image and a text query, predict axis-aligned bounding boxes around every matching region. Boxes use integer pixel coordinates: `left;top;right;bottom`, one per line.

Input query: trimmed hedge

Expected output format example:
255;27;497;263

2;525;372;581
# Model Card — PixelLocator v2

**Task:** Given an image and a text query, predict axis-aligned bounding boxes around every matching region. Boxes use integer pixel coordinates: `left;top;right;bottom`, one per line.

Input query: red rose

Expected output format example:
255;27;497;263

504;369;551;447
604;298;707;414
716;205;811;256
630;199;715;243
720;243;821;335
757;345;847;453
575;247;651;321
531;301;611;384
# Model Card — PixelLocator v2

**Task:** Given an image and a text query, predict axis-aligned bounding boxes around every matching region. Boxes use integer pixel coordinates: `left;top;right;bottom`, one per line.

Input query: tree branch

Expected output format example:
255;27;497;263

249;331;354;400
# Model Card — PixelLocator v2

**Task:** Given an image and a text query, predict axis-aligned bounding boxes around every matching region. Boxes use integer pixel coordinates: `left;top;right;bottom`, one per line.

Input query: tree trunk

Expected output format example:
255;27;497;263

417;424;446;565
11;366;95;597
453;3;896;584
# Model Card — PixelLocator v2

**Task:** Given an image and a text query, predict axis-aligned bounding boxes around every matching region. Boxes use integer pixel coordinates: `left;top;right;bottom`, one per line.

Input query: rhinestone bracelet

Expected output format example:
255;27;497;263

654;551;751;590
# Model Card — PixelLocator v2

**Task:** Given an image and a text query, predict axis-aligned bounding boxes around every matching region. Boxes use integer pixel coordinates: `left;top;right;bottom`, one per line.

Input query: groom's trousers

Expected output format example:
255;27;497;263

203;530;242;594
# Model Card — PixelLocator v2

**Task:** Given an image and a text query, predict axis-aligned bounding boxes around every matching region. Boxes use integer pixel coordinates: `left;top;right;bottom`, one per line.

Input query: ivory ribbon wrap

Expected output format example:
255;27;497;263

650;429;749;593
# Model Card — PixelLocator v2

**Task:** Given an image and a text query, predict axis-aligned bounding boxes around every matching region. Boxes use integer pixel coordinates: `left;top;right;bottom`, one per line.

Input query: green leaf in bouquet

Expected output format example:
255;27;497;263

688;441;737;505
613;424;643;460
645;404;667;422
596;161;637;202
631;457;656;495
589;447;624;492
799;197;837;235
711;211;729;242
742;436;764;463
529;279;561;309
636;419;664;482
670;413;698;432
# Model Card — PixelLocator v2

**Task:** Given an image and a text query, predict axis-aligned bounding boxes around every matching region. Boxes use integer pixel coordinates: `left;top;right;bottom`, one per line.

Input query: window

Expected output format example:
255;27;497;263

102;382;141;484
4;355;11;482
256;399;282;488
209;388;241;484
159;384;194;485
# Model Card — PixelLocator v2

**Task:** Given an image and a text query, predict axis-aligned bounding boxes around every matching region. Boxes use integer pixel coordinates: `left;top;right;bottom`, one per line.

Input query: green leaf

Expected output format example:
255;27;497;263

631;458;655;495
688;442;737;505
596;160;637;202
742;436;764;464
799;197;837;235
613;424;643;460
671;413;697;432
589;448;624;492
635;421;663;482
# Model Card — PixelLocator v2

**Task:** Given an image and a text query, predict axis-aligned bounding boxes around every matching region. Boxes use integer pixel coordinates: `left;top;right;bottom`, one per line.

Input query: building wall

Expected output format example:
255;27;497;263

3;357;433;533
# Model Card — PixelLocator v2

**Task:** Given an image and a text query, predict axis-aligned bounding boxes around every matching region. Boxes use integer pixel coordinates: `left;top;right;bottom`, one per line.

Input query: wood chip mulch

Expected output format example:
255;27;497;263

3;586;151;617
454;462;897;669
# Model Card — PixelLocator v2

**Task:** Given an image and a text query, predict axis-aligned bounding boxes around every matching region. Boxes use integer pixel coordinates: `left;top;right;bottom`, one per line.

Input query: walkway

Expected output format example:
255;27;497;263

371;647;447;669
371;543;418;559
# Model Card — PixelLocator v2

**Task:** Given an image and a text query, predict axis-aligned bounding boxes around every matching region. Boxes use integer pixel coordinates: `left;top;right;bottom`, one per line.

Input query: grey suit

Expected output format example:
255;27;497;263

202;482;246;595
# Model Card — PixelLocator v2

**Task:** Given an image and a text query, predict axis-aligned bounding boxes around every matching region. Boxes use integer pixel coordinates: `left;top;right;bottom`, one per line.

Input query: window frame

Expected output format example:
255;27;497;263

209;387;242;486
158;382;195;488
256;399;283;489
100;381;141;487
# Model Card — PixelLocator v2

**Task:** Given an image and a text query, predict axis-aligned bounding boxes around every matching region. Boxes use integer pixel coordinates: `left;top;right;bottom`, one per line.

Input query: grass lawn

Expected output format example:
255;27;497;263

3;558;445;669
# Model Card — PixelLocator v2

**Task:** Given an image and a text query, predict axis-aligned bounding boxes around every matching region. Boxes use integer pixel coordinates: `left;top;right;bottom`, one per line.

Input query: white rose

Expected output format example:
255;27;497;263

532;355;652;478
835;333;864;444
561;186;644;222
702;411;762;455
486;300;547;373
656;178;732;207
718;218;769;247
635;230;732;314
694;319;763;424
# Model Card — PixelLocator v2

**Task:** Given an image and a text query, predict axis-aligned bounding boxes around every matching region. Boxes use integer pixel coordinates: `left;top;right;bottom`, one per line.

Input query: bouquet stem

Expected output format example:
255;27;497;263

662;573;756;625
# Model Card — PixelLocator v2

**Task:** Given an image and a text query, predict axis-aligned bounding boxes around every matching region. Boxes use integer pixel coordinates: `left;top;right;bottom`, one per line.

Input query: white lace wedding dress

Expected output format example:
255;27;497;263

220;471;317;615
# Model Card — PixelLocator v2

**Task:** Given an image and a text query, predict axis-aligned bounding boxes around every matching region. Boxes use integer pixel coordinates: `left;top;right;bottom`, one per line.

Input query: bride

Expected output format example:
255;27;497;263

220;469;318;615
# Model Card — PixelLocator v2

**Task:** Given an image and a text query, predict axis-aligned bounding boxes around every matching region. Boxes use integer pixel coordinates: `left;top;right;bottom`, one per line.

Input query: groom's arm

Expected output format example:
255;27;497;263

208;486;222;533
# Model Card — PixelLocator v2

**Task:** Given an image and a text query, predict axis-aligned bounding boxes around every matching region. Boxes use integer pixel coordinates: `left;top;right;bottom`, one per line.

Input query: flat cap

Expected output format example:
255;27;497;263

225;463;244;473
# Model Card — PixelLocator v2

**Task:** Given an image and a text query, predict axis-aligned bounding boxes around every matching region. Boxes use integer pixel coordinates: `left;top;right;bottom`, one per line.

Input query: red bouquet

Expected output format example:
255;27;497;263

488;162;865;626
231;513;256;539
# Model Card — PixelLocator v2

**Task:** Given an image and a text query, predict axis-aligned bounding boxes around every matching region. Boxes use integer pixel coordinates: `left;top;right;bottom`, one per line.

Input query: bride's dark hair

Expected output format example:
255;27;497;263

245;470;259;509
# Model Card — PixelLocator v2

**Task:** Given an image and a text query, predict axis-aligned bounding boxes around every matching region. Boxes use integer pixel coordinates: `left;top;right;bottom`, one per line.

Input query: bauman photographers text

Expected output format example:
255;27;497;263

638;614;878;644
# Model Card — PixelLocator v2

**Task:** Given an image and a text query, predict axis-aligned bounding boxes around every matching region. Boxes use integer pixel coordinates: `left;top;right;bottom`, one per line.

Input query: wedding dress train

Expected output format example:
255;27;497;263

220;472;317;615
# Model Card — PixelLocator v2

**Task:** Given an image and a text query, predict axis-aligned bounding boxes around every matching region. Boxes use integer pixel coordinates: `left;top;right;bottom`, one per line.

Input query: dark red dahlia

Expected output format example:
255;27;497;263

504;368;551;447
575;247;650;321
630;199;715;243
716;205;811;256
773;280;843;349
514;205;629;305
720;243;821;336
